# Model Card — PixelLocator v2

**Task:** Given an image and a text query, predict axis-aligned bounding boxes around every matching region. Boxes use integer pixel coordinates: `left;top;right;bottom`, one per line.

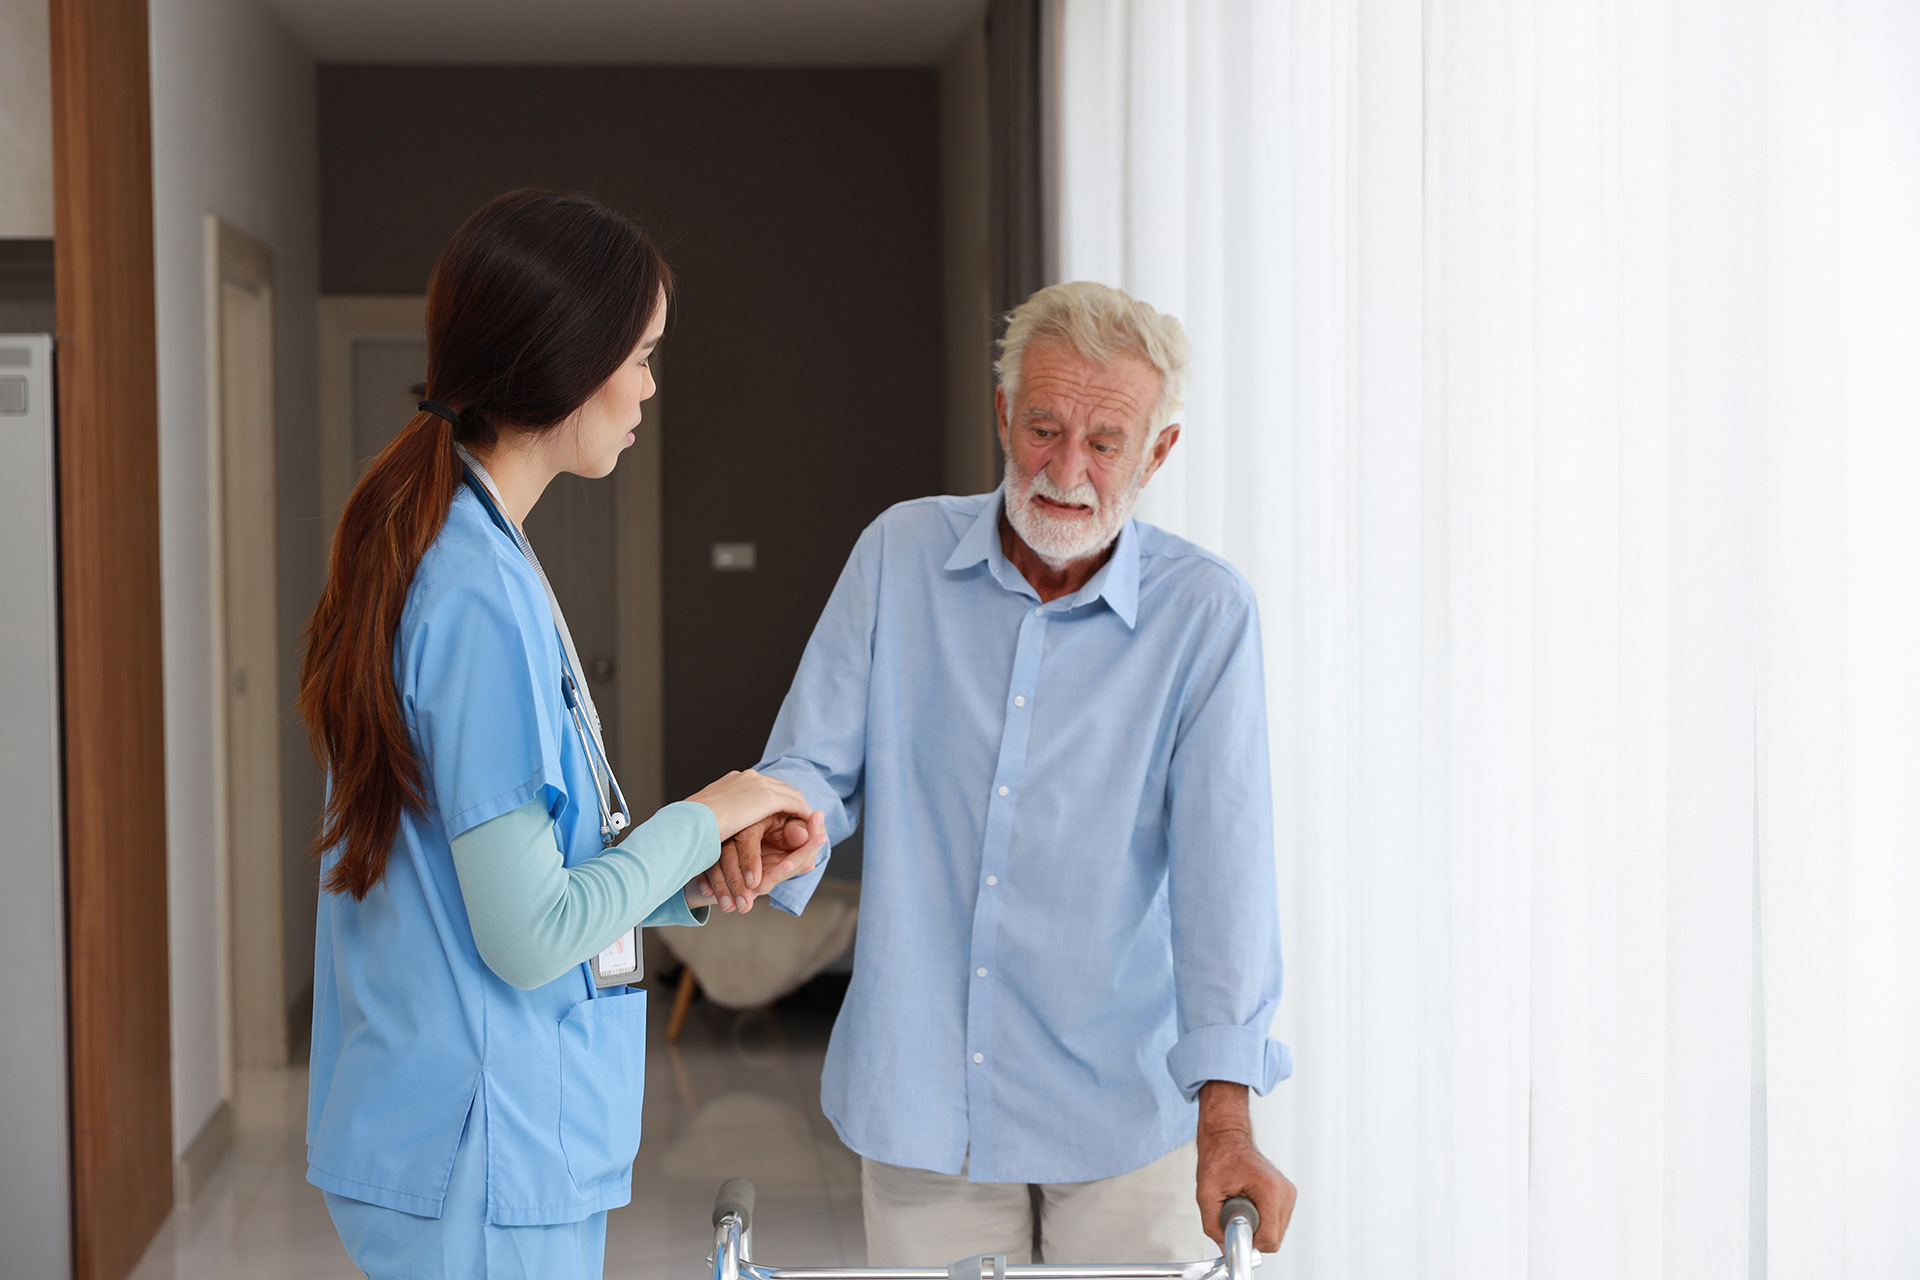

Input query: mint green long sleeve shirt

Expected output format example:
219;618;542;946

449;797;714;990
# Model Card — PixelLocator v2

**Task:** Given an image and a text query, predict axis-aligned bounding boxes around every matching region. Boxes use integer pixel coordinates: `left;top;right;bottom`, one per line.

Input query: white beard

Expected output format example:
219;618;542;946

1003;455;1145;570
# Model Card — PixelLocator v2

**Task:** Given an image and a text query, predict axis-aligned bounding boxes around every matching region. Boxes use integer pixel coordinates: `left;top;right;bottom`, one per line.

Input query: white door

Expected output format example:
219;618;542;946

211;219;287;1072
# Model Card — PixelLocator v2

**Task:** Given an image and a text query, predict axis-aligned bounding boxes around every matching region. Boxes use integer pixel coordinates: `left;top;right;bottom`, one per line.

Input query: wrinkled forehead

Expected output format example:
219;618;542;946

1015;342;1162;433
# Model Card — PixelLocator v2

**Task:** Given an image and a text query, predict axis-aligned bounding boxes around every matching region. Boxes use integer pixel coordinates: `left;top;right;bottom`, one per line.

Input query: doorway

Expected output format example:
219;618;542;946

209;218;289;1095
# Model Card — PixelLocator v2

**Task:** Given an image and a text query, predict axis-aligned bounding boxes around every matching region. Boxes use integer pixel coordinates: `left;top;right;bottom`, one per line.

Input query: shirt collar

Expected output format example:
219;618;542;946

943;490;1005;573
944;487;1141;630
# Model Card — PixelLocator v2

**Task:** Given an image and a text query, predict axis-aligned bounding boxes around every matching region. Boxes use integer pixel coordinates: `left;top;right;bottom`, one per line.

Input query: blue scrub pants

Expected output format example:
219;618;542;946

324;1095;609;1279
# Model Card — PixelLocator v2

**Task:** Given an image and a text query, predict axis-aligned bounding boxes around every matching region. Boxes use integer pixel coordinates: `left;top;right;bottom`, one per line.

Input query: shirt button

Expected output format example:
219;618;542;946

986;875;998;886
1033;607;1044;617
973;1052;985;1063
998;785;1009;796
976;966;988;977
1013;695;1026;707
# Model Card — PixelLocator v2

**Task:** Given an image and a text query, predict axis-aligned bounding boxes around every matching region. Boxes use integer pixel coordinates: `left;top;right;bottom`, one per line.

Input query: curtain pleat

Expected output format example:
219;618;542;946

1055;2;1920;1275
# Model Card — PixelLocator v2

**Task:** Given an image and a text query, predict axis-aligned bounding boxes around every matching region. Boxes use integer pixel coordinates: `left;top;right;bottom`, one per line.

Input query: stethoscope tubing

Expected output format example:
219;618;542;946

454;445;632;845
562;666;631;842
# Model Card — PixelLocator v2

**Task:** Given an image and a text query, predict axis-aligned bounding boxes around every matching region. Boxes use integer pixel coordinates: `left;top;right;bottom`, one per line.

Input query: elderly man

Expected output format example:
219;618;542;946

719;282;1294;1264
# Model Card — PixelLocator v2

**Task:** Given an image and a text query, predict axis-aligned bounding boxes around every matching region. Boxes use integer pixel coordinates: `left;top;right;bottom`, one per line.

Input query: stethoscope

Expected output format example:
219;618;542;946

454;443;631;847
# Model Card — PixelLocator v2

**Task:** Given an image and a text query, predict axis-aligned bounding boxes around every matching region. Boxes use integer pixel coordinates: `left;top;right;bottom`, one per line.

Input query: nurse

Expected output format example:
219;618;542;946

297;189;823;1279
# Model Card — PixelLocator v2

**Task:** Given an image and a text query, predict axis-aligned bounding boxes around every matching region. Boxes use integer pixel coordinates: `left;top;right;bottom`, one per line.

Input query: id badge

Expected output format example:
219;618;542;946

590;927;642;988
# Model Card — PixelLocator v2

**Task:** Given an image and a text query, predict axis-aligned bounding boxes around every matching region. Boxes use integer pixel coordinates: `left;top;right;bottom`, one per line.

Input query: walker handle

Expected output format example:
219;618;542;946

713;1178;757;1230
1219;1195;1260;1233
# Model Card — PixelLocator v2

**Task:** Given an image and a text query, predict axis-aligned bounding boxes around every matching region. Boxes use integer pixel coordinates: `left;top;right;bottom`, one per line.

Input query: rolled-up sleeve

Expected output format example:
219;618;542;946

757;521;883;915
1163;588;1292;1101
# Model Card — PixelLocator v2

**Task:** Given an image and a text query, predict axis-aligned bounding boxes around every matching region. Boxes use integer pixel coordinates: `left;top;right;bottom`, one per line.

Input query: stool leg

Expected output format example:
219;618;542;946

667;966;699;1043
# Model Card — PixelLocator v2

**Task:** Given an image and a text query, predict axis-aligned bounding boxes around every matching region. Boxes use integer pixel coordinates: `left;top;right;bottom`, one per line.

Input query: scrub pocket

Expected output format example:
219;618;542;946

556;990;649;1195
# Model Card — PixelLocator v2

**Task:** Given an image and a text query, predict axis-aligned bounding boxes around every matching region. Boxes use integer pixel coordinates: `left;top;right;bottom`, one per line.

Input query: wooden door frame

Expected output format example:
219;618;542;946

49;0;174;1276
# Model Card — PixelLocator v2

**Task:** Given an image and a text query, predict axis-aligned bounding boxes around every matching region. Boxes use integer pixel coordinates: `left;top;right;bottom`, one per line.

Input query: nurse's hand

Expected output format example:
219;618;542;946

687;769;810;842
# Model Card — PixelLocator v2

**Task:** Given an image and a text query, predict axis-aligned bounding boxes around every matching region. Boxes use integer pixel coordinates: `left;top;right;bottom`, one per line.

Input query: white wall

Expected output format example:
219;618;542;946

0;0;53;237
149;0;321;1157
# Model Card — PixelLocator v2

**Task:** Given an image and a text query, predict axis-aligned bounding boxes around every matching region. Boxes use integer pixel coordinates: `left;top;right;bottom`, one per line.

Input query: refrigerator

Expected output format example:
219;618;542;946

0;332;73;1278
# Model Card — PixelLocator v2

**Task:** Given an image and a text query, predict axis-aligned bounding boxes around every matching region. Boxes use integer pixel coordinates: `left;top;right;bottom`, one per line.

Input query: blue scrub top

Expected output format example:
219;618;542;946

306;482;655;1227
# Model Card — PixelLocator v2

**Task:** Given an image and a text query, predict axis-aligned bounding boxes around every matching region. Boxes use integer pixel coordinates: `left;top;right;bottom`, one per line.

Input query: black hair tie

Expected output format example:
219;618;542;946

418;399;463;430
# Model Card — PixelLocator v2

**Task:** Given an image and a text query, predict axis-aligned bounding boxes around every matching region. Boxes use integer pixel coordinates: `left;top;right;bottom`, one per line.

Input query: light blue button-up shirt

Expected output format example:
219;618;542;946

761;490;1290;1184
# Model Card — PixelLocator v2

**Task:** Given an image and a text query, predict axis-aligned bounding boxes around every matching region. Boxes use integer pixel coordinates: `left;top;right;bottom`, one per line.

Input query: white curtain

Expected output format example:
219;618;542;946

1055;2;1920;1277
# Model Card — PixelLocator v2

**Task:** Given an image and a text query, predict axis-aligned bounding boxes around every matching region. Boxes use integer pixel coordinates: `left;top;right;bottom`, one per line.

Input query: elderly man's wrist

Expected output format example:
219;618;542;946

1197;1080;1253;1136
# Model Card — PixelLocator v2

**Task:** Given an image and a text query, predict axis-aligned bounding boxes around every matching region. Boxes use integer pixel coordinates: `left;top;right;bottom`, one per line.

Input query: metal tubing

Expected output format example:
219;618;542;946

1222;1216;1254;1280
742;1266;1241;1280
716;1215;745;1280
715;1163;1259;1280
750;1272;1189;1280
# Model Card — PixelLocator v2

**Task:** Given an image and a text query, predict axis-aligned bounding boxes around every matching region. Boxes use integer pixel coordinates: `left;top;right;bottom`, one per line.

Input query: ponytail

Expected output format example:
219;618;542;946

298;412;461;898
296;189;671;897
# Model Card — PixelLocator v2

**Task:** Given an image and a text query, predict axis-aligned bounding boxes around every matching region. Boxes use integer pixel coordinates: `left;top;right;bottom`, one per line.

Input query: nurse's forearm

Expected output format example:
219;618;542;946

451;798;718;990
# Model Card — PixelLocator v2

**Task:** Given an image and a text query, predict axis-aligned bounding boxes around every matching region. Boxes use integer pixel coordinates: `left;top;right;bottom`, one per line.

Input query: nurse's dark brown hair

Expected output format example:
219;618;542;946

298;189;671;899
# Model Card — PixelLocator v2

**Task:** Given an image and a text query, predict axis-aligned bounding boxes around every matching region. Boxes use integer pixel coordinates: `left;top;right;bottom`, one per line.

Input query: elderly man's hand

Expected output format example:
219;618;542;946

699;811;824;912
1195;1081;1295;1253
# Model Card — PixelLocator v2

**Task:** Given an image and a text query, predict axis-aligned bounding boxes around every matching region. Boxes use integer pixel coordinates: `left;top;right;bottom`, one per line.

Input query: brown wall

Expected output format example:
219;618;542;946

318;66;944;841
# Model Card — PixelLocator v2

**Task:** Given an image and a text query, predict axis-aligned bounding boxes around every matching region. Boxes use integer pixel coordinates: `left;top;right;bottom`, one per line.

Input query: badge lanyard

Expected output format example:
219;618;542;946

455;444;643;988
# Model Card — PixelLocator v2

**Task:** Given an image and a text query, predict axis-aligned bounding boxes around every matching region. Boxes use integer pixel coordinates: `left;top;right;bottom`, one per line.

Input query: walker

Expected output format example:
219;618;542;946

707;1179;1262;1280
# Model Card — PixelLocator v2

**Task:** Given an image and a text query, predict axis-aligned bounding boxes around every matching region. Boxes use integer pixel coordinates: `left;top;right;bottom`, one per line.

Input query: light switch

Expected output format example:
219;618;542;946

0;376;27;414
711;542;756;571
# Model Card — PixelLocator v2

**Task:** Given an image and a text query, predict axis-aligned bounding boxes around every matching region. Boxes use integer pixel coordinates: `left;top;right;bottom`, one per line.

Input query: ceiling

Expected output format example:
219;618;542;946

265;0;988;66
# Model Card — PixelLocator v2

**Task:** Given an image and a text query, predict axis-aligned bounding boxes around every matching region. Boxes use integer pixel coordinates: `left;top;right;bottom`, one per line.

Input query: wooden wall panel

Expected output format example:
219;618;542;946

48;0;175;1276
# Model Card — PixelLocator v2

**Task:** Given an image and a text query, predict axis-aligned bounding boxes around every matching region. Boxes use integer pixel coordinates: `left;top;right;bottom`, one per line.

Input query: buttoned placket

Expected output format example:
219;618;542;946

959;597;1054;1180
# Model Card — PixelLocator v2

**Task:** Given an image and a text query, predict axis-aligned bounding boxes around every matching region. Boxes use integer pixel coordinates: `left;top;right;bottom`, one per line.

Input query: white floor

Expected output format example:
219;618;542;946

129;978;865;1279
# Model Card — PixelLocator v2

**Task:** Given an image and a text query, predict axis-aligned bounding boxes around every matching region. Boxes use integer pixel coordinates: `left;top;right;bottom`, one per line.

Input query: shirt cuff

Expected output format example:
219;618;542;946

766;845;833;916
641;893;708;929
1166;1024;1294;1103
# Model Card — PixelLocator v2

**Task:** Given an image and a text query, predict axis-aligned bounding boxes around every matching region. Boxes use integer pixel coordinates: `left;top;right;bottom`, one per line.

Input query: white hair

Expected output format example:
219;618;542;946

995;281;1193;440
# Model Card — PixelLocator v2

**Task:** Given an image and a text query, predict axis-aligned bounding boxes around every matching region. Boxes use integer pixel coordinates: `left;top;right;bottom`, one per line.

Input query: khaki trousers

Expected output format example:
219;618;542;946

860;1142;1214;1266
